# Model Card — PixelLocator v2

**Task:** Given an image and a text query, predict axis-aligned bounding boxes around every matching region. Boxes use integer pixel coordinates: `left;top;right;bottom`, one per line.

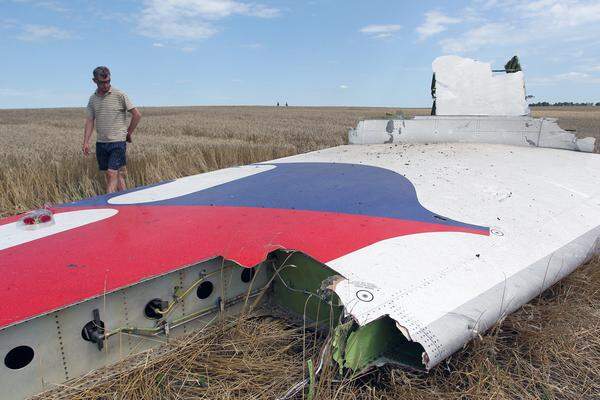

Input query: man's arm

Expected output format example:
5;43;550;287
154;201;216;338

83;117;94;155
126;108;142;143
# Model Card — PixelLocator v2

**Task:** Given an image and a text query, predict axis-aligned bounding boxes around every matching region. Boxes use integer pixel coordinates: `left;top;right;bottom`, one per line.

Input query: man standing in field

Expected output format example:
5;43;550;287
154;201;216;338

83;66;142;193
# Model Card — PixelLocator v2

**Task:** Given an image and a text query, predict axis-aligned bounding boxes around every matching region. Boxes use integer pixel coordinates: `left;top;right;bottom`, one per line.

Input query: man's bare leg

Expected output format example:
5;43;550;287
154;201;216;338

117;166;127;191
106;170;119;193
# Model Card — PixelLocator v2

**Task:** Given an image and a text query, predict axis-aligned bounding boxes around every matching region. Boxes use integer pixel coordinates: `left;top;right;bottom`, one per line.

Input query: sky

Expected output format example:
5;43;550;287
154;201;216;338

1;0;600;108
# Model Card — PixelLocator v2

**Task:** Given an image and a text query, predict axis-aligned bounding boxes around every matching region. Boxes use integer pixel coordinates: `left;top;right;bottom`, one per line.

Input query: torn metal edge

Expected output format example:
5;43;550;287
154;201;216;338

268;250;429;374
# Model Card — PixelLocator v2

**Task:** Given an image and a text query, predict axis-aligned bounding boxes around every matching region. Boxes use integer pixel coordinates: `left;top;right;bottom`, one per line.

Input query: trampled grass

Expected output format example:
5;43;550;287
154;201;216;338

2;106;599;399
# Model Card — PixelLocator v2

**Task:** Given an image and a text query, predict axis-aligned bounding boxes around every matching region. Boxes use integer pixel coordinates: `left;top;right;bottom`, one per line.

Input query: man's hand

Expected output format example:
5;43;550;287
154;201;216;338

126;108;141;143
83;117;94;156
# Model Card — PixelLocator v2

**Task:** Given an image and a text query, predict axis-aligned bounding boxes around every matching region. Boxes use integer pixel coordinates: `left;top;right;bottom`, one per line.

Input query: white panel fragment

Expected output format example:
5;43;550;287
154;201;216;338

433;55;528;116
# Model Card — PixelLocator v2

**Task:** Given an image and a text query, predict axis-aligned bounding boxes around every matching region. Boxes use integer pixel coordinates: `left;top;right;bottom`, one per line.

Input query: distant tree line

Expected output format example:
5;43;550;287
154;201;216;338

530;101;600;107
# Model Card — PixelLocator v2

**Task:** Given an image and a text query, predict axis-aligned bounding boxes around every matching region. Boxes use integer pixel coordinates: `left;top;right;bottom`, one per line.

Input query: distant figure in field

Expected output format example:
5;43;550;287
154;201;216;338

82;66;142;193
277;102;280;107
285;102;288;107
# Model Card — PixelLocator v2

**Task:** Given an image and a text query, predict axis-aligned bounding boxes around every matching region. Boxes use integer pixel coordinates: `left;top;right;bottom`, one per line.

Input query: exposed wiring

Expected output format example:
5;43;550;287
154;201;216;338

152;268;225;317
102;285;267;340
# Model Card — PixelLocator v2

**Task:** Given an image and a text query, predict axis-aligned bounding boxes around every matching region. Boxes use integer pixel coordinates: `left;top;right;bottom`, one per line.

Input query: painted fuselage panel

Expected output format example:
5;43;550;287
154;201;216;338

0;161;487;329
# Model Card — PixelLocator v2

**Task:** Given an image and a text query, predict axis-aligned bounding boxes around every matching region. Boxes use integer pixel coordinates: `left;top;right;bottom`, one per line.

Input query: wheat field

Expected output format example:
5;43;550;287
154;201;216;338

1;106;599;399
0;106;413;216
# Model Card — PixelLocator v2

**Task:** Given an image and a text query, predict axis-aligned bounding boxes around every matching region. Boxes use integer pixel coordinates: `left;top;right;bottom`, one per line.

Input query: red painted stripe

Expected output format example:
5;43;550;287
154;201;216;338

0;206;487;328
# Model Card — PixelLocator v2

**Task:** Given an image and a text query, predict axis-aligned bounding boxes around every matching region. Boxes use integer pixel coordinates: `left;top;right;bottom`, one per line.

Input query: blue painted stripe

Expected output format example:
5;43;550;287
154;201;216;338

64;162;488;232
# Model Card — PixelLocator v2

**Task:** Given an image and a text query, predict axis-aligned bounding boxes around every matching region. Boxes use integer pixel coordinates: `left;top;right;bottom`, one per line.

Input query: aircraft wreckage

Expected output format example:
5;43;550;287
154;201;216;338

1;55;599;399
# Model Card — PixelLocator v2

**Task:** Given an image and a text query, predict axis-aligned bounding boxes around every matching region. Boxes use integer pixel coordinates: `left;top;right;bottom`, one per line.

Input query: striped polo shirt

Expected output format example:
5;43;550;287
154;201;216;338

86;87;135;143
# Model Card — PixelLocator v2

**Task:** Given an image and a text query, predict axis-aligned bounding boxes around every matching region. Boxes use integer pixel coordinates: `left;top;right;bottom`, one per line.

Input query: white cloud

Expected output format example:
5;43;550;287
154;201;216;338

138;0;280;41
434;0;600;54
152;42;165;47
439;22;514;53
0;18;19;30
360;24;401;39
10;0;69;13
181;46;196;53
529;71;600;86
558;72;591;80
416;11;461;40
17;24;71;41
339;85;348;89
519;0;556;12
518;0;600;26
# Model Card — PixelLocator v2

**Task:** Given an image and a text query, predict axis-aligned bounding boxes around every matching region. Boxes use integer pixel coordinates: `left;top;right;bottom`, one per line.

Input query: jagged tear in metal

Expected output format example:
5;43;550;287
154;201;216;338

1;55;600;399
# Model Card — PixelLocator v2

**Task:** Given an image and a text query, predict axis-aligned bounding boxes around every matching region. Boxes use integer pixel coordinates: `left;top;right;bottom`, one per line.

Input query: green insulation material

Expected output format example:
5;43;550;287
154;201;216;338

270;251;342;325
333;317;426;373
269;250;426;373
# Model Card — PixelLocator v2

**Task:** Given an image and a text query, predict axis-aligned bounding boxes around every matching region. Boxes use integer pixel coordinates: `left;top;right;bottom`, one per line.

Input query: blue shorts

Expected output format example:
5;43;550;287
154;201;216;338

96;142;127;171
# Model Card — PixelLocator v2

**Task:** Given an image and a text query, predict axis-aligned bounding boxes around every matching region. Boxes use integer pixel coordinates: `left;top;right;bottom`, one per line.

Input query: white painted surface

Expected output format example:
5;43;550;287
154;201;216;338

0;209;118;251
109;164;276;205
272;143;600;368
432;55;528;116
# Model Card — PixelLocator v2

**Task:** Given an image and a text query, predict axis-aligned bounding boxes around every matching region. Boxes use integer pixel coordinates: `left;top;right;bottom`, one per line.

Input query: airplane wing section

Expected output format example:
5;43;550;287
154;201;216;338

1;142;599;398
